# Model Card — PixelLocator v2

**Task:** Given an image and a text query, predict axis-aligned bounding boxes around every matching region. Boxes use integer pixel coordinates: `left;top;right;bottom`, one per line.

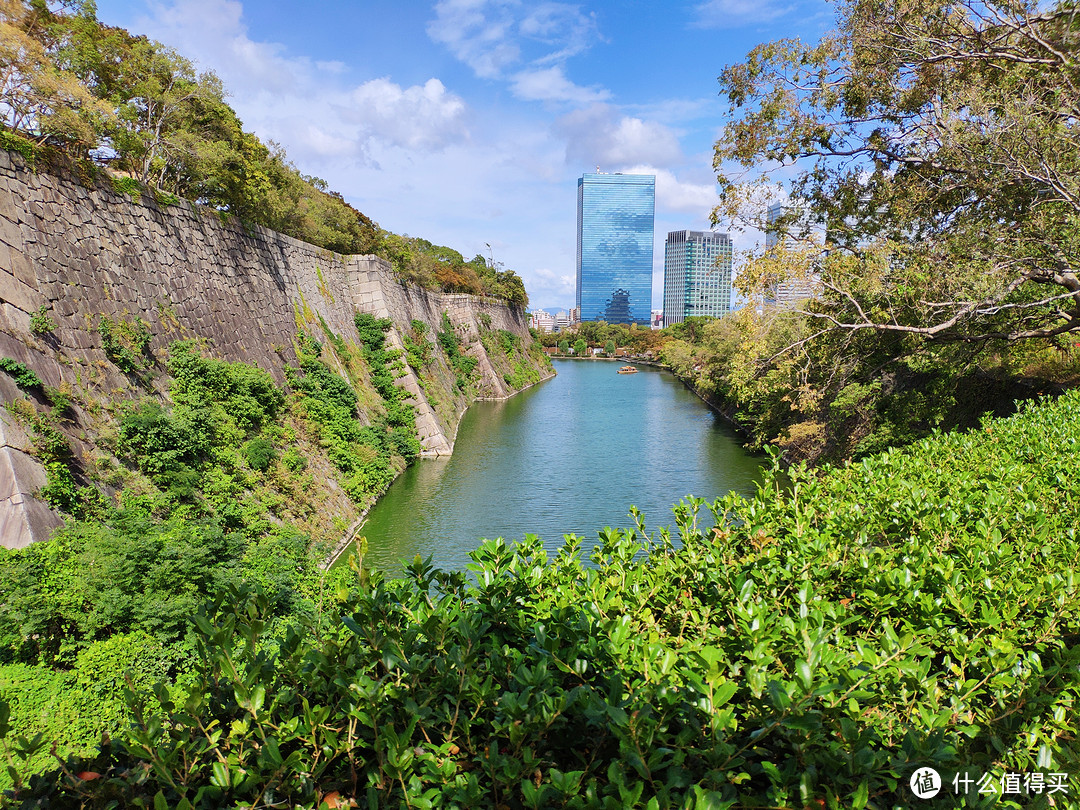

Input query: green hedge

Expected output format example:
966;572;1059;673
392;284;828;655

4;392;1080;807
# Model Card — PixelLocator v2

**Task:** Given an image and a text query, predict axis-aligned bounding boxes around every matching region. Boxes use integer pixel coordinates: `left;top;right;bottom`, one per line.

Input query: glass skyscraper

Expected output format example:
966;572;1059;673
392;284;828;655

576;172;655;325
663;230;732;326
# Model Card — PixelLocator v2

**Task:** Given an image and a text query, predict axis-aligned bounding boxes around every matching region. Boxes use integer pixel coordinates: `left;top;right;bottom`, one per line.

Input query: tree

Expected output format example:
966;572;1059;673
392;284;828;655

558;339;569;355
106;39;232;189
0;0;109;149
714;0;1080;345
604;339;615;356
573;338;587;356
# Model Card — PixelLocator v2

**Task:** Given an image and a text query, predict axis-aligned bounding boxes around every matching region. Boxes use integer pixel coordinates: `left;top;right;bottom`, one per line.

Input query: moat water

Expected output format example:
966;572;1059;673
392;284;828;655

356;359;766;573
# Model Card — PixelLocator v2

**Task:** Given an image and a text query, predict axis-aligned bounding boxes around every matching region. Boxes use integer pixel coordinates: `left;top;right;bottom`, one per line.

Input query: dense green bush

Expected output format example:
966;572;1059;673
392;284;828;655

660;308;1078;465
0;510;317;791
8;390;1079;808
167;342;284;429
98;316;152;373
242;437;275;471
28;307;55;336
287;326;417;506
0;358;42;390
0;514;244;668
119;401;207;488
437;312;479;392
403;320;433;371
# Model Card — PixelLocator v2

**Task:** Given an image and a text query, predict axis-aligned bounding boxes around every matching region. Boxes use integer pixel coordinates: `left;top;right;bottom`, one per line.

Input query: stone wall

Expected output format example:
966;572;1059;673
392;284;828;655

0;149;549;548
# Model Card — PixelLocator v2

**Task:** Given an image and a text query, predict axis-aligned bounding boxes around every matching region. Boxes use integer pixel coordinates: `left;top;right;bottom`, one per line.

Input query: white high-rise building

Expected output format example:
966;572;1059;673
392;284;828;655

529;309;556;332
765;202;821;307
662;230;733;327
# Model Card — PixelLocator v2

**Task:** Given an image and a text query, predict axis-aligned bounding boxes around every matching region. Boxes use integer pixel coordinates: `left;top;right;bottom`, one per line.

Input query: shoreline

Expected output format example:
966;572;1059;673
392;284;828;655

323;365;558;568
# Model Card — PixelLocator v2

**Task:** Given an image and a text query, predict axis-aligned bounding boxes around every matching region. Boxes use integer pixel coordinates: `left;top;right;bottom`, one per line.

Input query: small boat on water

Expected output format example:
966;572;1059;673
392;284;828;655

617;365;638;374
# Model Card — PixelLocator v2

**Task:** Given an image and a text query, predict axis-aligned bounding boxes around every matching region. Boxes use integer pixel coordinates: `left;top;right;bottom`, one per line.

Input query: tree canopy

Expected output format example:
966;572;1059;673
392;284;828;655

715;0;1080;344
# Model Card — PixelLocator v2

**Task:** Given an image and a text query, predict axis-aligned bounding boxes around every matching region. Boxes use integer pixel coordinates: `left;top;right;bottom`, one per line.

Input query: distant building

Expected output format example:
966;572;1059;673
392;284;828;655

651;309;663;330
529;309;556;332
554;311;570;331
567;307;580;325
576;172;655;325
662;230;733;326
765;202;821;307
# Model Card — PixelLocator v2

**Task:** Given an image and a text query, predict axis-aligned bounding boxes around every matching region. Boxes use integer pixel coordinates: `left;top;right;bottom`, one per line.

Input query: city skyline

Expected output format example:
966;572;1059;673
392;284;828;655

89;0;835;312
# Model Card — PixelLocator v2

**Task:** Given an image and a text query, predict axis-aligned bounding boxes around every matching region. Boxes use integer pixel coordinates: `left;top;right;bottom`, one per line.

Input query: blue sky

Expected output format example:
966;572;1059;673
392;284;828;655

92;0;834;312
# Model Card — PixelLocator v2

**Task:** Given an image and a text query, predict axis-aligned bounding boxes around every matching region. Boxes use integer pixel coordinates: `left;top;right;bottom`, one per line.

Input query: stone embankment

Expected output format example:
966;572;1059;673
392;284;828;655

0;149;551;548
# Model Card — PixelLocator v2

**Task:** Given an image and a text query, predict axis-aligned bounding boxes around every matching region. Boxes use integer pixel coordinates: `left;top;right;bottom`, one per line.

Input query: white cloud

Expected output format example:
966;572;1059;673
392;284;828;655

136;0;311;95
427;0;521;79
427;0;600;82
511;66;610;104
633;167;718;215
346;78;469;151
693;0;795;27
298;125;365;160
128;1;473;163
528;267;576;303
520;3;599;63
557;105;683;169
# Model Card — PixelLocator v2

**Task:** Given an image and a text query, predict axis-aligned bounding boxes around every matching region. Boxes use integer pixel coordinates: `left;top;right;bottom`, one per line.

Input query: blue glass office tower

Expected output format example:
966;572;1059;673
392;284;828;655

576;172;655;324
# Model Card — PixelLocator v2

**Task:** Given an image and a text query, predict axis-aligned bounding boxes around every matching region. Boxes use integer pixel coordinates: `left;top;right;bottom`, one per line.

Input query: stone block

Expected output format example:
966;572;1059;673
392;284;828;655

0;302;30;334
0;268;41;313
10;249;38;289
0;214;22;250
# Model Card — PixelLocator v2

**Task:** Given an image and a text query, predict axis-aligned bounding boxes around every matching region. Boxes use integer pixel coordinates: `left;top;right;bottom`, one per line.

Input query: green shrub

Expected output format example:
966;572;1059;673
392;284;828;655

12;390;1080;808
168;341;283;430
110;175;142;199
436;313;479;391
498;329;519;355
0;358;43;390
0;664;81;789
98;316;152;372
287;328;415;507
281;448;307;472
29;306;55;336
354;312;393;352
70;632;171;732
243;437;275;471
118;401;207;496
403;320;432;370
152;188;179;207
0;129;41;167
43;385;71;412
38;459;80;512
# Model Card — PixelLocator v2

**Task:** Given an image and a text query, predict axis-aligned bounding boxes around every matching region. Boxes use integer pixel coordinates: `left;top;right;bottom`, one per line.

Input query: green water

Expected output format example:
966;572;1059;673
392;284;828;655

357;359;766;573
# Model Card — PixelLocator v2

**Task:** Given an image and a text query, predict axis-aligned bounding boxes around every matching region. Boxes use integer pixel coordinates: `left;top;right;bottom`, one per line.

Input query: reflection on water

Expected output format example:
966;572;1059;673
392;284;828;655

356;359;766;573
